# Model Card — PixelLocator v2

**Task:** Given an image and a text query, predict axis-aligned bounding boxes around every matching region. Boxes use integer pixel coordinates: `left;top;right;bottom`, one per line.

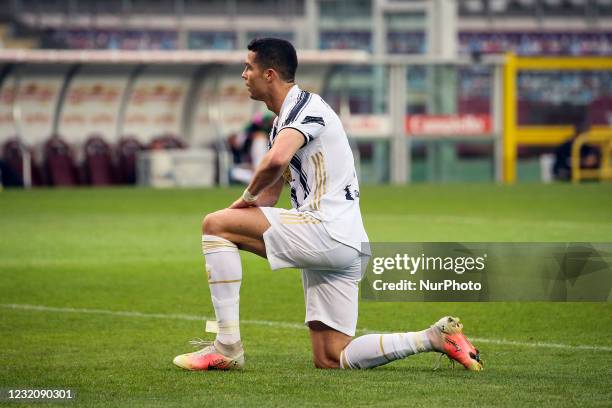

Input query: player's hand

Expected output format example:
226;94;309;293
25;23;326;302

229;197;254;209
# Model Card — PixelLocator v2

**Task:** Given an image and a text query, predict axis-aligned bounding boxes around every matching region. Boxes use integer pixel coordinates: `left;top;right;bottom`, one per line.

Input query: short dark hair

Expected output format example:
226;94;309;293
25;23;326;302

247;37;297;83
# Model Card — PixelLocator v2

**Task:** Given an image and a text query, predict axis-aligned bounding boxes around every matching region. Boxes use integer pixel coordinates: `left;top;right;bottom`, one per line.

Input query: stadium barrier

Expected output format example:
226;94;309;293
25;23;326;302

571;131;612;183
503;53;612;183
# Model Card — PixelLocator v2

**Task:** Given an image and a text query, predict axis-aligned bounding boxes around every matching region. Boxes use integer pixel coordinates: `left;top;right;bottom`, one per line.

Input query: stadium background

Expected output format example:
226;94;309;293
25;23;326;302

0;1;611;407
0;0;611;187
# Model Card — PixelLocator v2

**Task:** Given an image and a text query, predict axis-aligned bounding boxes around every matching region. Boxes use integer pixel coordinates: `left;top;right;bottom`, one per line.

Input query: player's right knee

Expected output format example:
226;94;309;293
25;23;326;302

202;212;223;235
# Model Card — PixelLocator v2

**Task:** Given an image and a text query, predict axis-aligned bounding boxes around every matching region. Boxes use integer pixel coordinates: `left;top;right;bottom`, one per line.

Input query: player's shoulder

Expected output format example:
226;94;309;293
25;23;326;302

302;90;328;108
279;86;339;130
296;90;334;119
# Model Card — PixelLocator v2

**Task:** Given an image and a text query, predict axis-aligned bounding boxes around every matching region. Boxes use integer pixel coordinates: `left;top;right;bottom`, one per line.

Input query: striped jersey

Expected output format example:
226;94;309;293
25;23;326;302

269;85;369;254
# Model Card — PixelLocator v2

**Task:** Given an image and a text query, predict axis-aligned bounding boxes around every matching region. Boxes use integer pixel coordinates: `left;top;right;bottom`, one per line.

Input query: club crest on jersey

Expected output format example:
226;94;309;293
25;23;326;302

344;184;360;200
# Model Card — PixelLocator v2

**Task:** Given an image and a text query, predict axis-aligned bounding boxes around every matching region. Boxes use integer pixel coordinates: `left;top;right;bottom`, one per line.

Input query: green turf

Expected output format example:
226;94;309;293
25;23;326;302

0;184;611;407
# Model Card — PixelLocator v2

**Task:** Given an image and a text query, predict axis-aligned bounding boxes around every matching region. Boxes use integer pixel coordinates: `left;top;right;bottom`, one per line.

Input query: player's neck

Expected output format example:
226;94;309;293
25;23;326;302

264;82;296;116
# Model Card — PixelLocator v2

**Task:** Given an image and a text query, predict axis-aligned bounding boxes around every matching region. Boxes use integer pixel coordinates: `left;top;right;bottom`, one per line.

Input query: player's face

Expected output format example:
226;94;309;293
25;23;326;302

242;51;268;101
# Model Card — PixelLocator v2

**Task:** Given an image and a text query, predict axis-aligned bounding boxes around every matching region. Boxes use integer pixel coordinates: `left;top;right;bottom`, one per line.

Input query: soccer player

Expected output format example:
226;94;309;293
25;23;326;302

173;38;482;371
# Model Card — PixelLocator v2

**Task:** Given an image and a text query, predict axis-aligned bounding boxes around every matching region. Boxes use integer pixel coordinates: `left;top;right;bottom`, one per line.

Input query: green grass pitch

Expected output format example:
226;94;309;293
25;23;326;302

1;184;611;407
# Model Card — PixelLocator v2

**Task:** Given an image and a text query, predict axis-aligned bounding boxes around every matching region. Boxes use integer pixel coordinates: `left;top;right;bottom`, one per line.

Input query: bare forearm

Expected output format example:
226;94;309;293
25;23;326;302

246;156;285;196
255;178;284;207
230;128;303;210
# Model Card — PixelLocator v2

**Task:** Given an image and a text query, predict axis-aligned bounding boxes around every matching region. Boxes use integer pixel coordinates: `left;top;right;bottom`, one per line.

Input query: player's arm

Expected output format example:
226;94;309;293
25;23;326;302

229;128;304;209
254;176;284;207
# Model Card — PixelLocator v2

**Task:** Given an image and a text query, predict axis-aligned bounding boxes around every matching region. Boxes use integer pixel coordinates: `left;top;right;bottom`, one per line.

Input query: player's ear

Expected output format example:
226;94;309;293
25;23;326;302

264;68;275;82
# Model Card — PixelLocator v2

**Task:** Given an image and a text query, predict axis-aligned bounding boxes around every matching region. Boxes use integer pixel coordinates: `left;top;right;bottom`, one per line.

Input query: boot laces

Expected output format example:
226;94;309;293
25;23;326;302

188;338;215;355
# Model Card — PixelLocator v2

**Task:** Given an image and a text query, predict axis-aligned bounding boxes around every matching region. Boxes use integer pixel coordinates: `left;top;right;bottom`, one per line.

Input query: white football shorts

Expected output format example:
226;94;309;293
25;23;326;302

260;207;367;337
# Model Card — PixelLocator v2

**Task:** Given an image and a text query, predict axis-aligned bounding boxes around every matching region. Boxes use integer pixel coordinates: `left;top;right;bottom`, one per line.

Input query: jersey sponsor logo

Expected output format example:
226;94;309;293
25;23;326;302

301;116;325;126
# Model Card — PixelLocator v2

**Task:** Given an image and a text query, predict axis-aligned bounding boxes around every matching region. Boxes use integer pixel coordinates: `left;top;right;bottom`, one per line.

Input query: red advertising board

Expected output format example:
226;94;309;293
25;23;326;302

406;114;492;136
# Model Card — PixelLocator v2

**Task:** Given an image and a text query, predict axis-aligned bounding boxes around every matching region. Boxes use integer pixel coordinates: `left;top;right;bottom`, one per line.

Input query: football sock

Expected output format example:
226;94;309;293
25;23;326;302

340;330;433;369
214;339;244;358
202;235;242;345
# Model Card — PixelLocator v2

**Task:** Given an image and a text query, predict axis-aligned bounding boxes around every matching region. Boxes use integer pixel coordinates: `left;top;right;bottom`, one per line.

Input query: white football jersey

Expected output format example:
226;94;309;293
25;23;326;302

269;85;369;254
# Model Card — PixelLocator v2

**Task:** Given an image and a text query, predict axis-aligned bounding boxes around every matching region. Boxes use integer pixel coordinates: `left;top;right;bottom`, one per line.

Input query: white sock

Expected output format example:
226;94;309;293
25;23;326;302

202;234;242;345
340;331;432;369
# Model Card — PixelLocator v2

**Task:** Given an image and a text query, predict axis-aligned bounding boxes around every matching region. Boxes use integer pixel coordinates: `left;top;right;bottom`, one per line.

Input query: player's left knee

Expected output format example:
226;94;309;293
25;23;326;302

312;349;341;369
313;355;340;369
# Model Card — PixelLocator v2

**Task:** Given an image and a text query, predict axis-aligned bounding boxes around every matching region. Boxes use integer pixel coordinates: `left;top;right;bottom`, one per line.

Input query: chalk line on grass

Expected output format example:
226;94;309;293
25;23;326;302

2;303;610;352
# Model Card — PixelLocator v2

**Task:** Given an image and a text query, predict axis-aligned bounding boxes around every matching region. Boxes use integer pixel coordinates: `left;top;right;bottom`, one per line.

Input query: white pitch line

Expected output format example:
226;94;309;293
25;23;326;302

468;337;612;352
2;303;611;352
0;303;306;330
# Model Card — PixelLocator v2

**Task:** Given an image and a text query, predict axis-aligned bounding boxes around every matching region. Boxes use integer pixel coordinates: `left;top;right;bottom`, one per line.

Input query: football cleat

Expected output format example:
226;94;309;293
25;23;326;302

173;339;245;371
432;316;483;371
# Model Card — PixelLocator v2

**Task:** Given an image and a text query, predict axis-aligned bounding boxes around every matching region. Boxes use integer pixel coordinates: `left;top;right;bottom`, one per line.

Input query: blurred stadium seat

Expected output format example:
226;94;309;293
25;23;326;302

44;136;78;186
116;137;144;185
1;138;42;186
83;135;115;186
2;138;25;186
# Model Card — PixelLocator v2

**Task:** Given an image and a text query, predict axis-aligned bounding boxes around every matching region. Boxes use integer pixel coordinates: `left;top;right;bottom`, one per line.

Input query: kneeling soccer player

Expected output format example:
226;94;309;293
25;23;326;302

173;38;482;371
